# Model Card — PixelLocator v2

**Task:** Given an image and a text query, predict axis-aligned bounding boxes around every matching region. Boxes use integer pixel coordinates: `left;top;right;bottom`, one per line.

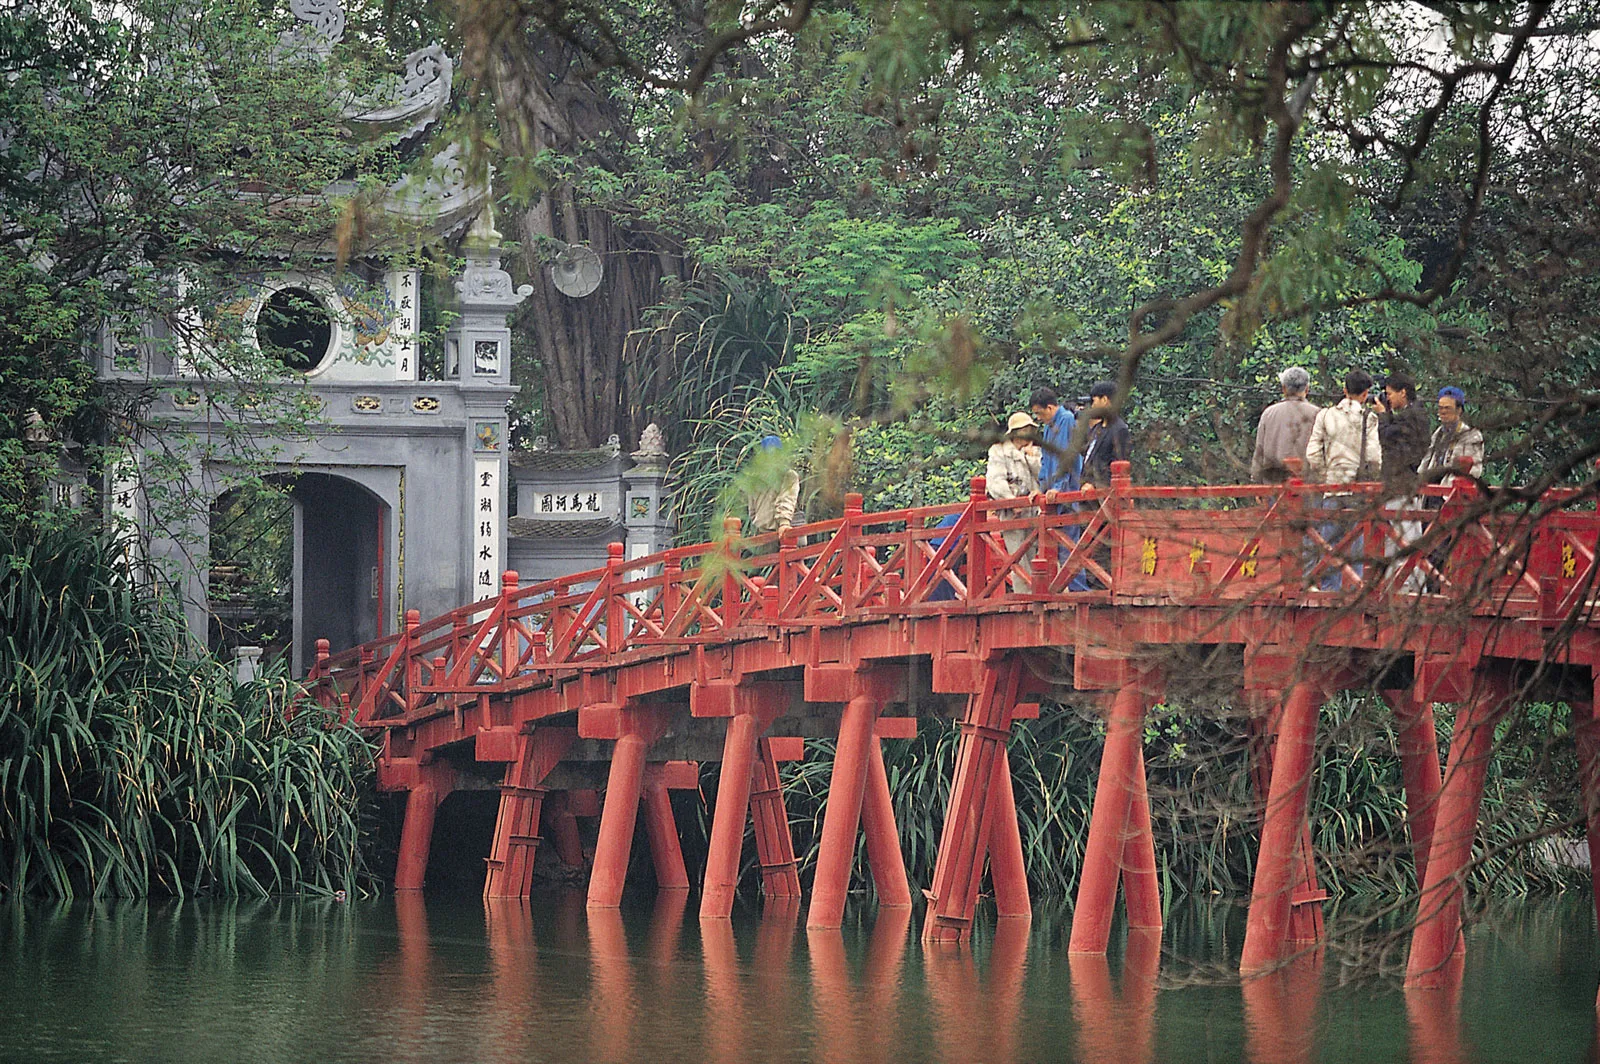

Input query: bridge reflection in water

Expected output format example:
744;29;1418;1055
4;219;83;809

360;892;1591;1063
5;894;1598;1061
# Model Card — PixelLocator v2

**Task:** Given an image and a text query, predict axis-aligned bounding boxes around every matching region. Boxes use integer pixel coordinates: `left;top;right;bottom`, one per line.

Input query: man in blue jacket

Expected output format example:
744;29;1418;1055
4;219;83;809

1029;386;1082;494
1029;386;1088;590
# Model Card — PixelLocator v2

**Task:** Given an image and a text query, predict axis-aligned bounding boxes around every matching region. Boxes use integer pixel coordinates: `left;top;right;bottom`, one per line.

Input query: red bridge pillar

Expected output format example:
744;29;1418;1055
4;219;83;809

1405;668;1514;988
1069;662;1164;954
1245;687;1328;948
394;761;454;891
807;666;904;929
588;705;676;908
1240;679;1329;973
924;655;1027;942
484;726;577;898
700;682;791;919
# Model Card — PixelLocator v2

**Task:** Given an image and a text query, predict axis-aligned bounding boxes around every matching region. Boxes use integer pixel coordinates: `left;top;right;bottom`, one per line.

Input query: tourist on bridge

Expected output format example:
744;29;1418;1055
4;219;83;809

1029;386;1082;494
1249;366;1319;483
1305;370;1383;589
1374;372;1430;494
1421;386;1485;487
987;412;1042;593
1373;372;1431;588
1029;385;1089;591
1081;381;1132;490
745;434;800;537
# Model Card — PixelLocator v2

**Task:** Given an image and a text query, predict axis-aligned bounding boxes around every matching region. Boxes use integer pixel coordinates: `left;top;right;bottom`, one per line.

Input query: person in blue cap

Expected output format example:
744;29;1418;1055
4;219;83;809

745;434;800;535
1421;386;1484;487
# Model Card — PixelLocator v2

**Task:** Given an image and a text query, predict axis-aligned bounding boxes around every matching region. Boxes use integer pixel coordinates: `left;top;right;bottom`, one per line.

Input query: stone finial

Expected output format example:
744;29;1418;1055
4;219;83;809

605;433;622;458
531;434;549;452
632;422;667;460
456;205;533;309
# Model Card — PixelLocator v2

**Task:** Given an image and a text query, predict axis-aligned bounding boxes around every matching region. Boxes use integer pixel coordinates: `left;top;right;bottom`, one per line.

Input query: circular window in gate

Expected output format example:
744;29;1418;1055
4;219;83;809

256;286;334;373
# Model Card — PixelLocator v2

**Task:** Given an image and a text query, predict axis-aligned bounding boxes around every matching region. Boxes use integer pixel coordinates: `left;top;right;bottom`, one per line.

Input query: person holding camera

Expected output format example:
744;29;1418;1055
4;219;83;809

1372;372;1431;589
1373;372;1430;495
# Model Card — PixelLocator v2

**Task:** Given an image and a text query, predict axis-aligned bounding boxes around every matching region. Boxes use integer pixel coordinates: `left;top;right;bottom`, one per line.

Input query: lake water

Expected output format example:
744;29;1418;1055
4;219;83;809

3;891;1598;1062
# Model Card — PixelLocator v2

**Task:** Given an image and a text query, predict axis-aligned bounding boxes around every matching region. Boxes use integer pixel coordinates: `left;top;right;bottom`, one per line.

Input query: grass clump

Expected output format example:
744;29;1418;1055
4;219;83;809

0;521;376;900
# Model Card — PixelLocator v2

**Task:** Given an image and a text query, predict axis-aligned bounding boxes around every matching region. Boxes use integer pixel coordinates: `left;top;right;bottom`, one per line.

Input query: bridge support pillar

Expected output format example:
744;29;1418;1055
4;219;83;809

1574;700;1600;937
1246;690;1327;948
862;734;914;908
1380;688;1446;888
1069;668;1164;954
641;774;690;891
701;684;789;919
588;708;675;909
542;791;585;870
485;727;576;899
1241;680;1327;974
809;692;879;928
924;656;1025;942
1405;670;1512;988
751;736;802;903
394;763;453;891
988;746;1032;918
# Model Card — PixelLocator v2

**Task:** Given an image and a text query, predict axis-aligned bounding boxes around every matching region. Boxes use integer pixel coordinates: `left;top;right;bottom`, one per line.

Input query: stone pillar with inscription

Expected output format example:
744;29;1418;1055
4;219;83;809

450;207;530;599
624;423;676;561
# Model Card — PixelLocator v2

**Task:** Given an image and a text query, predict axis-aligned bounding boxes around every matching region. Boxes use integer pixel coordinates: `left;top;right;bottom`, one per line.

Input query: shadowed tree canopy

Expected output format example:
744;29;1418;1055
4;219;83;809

456;0;1600;494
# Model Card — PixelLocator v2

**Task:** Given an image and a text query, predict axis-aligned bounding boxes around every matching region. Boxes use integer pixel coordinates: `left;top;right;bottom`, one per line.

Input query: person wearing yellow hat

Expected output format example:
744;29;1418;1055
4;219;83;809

987;411;1042;593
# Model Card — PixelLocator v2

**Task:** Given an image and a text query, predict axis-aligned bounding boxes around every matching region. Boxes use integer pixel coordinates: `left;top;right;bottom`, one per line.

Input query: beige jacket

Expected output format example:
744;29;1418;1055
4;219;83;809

1251;397;1320;482
746;469;800;533
1305;398;1382;485
986;440;1041;518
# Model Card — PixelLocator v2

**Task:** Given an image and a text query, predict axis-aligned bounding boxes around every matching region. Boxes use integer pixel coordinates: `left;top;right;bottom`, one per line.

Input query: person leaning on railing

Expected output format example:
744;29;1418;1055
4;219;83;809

1305;369;1383;590
746;434;800;536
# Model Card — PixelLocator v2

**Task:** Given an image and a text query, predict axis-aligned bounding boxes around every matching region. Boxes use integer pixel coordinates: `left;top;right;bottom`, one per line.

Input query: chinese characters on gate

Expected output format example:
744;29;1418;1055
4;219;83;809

538;493;602;514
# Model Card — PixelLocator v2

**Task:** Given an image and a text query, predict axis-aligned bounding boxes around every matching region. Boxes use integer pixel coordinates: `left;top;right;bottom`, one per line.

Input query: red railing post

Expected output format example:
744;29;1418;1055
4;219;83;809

663;556;683;630
968;476;988;600
843;492;864;610
403;609;421;710
777;527;797;606
721;516;742;630
605;544;625;652
1031;495;1055;593
1283;457;1306;603
1109;460;1132;596
500;570;519;674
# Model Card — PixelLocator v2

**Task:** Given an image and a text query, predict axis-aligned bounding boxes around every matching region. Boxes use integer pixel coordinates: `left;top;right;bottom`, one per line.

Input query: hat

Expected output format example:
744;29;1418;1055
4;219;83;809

760;434;782;450
1005;411;1038;434
1438;386;1466;406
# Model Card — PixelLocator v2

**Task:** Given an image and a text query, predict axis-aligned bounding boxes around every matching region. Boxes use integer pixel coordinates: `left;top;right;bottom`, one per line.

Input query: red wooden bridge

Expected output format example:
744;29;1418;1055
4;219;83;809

310;460;1600;988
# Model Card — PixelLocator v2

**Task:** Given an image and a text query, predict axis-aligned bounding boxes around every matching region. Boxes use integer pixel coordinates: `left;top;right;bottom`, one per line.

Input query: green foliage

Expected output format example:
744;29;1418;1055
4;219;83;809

0;0;410;525
0;520;377;900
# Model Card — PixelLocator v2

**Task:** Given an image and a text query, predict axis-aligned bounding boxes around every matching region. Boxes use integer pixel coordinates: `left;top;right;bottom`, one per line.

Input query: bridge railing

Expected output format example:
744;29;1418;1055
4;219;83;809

308;460;1598;726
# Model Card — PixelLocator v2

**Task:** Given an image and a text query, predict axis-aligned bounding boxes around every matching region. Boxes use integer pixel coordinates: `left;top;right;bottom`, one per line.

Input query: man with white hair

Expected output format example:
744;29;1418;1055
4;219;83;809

1250;366;1320;482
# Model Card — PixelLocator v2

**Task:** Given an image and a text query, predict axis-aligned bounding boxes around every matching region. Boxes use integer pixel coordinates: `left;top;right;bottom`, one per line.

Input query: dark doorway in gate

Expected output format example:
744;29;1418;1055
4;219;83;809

209;473;389;675
293;473;388;675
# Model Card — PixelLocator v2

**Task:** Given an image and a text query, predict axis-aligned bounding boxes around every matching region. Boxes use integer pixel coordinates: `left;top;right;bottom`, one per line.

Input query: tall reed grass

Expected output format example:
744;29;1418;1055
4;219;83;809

0;521;375;900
